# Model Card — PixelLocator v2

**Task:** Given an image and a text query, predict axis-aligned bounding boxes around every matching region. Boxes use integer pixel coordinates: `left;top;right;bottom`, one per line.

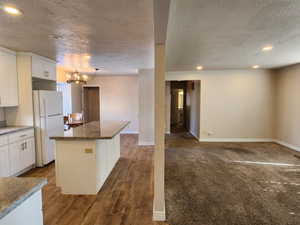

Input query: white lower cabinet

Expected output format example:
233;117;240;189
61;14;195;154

0;190;43;225
0;145;9;177
0;129;35;177
8;141;22;176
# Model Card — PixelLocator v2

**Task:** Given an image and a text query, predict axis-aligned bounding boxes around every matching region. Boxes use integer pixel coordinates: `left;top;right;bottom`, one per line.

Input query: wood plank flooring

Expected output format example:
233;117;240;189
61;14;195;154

22;134;168;225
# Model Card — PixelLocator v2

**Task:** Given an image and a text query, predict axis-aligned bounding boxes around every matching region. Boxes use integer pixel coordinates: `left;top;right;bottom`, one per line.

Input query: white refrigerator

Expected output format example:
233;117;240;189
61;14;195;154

33;90;64;167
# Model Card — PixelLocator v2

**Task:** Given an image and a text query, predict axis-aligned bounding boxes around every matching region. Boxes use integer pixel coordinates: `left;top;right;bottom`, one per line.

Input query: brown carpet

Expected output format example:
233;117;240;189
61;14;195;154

165;134;300;225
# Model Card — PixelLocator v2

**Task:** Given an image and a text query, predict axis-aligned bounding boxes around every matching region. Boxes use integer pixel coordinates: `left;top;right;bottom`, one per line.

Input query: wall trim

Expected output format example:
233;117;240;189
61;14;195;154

198;138;300;153
199;138;274;142
121;131;139;134
189;130;199;141
274;140;300;152
138;141;155;146
153;205;166;221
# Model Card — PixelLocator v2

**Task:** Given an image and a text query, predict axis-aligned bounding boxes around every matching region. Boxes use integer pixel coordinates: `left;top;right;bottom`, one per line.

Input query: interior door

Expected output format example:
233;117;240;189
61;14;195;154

83;87;100;123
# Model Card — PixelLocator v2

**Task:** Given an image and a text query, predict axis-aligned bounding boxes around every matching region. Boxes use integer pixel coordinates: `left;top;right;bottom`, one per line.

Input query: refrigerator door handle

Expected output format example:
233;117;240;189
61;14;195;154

48;113;62;117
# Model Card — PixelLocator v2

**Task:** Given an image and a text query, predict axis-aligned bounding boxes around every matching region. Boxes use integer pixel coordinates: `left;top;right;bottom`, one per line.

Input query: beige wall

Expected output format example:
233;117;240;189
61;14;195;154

275;65;300;148
138;69;155;145
56;66;68;83
70;84;83;113
187;81;201;138
166;70;276;140
87;75;139;133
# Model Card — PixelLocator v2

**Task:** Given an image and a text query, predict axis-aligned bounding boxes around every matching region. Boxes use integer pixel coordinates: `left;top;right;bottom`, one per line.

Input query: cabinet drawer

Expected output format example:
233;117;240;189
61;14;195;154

9;129;34;143
0;135;8;146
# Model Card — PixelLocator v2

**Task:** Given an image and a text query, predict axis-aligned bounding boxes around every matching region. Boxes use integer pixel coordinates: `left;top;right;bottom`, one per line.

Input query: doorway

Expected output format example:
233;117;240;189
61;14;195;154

170;81;188;133
166;80;201;138
83;86;100;123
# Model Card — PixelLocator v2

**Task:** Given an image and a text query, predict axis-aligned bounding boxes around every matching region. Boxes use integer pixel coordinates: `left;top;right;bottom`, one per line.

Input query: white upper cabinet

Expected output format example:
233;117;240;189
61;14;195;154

0;48;18;107
32;55;56;81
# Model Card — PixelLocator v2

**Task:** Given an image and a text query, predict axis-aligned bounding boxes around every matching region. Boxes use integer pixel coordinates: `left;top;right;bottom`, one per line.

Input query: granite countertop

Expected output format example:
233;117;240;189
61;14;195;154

0;177;47;219
0;126;33;136
50;121;130;140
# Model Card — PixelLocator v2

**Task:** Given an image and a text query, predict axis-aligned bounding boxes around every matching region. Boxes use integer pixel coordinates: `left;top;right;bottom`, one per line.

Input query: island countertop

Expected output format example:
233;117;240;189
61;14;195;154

0;177;47;220
50;121;130;140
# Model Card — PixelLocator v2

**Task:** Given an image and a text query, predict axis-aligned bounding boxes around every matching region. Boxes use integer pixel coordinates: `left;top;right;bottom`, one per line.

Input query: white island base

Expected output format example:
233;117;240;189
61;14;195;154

55;134;120;195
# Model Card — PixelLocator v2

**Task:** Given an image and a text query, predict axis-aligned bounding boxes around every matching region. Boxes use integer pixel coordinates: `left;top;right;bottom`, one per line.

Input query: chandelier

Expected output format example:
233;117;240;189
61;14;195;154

66;71;88;84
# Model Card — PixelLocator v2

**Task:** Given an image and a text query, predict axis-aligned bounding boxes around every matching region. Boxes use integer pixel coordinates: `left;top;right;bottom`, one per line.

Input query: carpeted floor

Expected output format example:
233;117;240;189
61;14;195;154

165;133;300;225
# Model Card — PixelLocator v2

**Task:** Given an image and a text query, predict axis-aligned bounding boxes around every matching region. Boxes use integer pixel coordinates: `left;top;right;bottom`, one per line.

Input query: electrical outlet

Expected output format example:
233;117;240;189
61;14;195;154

207;131;214;136
85;148;93;153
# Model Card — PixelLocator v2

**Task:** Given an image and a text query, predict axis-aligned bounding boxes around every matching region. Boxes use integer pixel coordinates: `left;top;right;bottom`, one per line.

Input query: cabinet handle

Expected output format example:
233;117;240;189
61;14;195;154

44;71;49;77
20;134;27;138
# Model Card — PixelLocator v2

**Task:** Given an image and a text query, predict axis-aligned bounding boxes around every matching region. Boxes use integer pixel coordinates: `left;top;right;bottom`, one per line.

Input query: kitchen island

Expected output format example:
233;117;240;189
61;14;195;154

50;121;129;195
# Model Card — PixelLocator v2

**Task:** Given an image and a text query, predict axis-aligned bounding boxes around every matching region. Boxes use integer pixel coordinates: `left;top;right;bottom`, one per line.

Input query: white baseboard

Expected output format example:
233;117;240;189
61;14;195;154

198;138;300;153
199;138;274;142
153;205;166;221
189;130;199;141
274;140;300;152
121;131;139;134
138;141;155;146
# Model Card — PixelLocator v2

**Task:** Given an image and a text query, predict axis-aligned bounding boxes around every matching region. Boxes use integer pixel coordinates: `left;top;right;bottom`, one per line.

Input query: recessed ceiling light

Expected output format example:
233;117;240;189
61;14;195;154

252;65;260;69
196;66;203;70
262;45;273;51
3;6;22;15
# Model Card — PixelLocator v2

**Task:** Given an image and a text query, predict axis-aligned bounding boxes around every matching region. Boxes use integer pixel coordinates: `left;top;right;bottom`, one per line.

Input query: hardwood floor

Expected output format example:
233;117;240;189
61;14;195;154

23;134;168;225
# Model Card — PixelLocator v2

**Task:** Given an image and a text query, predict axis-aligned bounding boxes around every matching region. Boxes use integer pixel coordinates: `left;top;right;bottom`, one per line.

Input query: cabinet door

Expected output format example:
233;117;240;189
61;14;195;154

0;49;18;107
43;60;56;81
0;145;10;177
9;141;23;175
31;55;44;79
22;138;36;168
32;55;56;81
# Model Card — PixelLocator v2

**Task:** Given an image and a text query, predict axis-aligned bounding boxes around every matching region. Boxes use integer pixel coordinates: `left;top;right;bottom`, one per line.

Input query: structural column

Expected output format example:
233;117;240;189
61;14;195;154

153;44;166;221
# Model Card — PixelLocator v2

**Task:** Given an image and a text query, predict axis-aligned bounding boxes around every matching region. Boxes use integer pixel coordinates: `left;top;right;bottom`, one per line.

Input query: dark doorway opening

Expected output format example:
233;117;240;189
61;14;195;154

170;81;189;133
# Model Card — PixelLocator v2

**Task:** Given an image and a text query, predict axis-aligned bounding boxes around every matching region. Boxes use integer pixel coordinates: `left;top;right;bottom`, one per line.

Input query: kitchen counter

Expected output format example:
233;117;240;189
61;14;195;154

0;126;33;136
50;121;129;140
51;121;129;195
0;177;47;220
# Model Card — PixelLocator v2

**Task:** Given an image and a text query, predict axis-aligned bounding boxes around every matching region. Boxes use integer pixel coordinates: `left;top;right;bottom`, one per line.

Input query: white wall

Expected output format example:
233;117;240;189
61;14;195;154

275;65;300;149
187;81;200;138
87;75;139;133
166;70;276;140
138;69;155;145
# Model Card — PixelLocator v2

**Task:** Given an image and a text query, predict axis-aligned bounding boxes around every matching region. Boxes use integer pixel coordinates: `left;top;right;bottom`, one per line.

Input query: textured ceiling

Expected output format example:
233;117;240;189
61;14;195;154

166;0;300;71
0;0;154;74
